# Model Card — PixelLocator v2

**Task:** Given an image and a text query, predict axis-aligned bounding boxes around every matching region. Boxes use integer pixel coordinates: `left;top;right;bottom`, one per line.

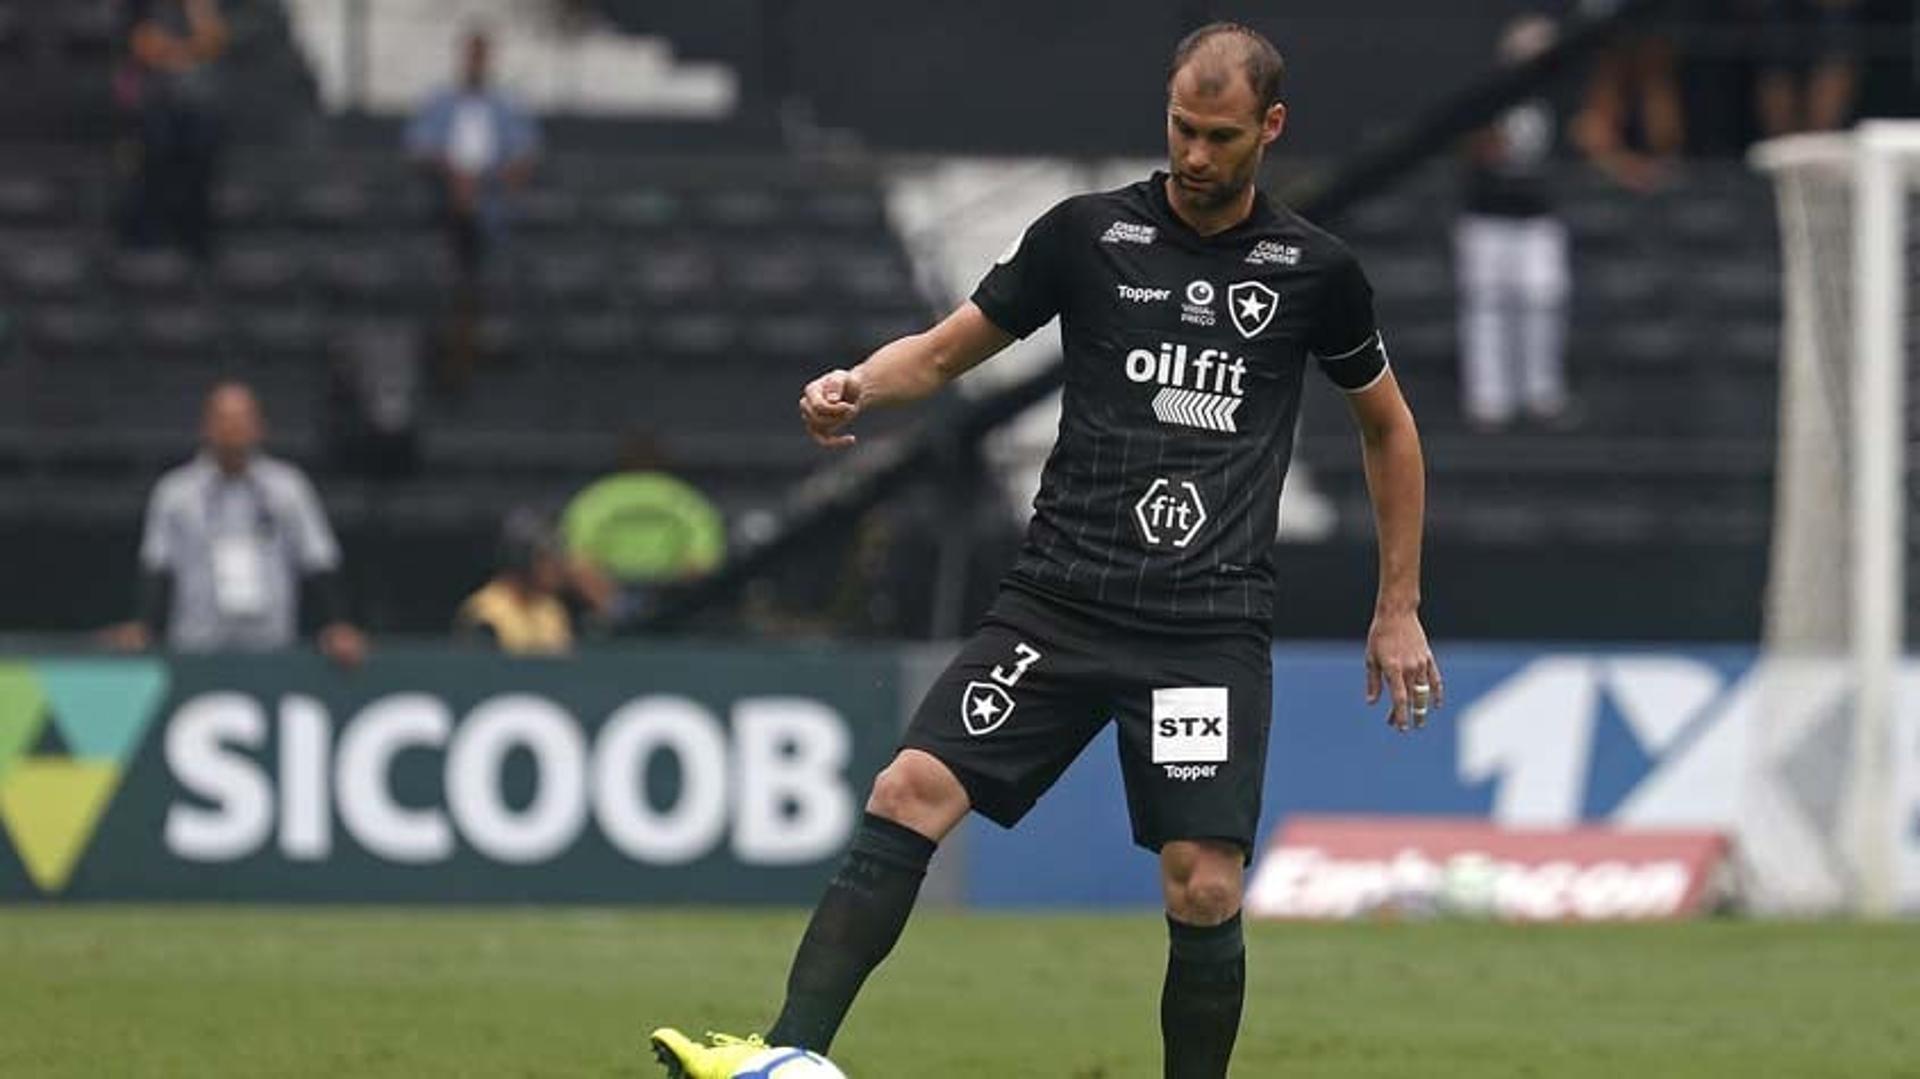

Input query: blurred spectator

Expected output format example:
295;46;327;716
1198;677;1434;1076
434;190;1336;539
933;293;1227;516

563;432;725;616
1573;0;1684;191
405;28;541;280
455;510;576;655
325;322;423;479
101;382;369;667
1752;0;1865;135
1456;15;1573;432
116;0;229;260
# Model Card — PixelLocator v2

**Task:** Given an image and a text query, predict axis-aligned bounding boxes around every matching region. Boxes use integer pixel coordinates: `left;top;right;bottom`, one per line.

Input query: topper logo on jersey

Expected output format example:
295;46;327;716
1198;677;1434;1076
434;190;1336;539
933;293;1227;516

1228;281;1280;339
1117;284;1172;305
1124;342;1247;434
1133;478;1208;550
1153;686;1229;781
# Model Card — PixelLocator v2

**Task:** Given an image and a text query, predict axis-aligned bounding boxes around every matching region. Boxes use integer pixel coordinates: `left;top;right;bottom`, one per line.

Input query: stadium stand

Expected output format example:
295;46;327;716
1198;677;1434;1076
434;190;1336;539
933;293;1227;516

1295;157;1780;637
0;0;928;633
0;151;930;630
0;0;1795;642
1311;159;1778;546
282;0;738;117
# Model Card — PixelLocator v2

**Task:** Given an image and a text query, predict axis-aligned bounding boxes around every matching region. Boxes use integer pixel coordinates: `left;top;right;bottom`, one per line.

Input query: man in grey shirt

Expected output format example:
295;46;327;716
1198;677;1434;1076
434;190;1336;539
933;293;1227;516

103;382;369;666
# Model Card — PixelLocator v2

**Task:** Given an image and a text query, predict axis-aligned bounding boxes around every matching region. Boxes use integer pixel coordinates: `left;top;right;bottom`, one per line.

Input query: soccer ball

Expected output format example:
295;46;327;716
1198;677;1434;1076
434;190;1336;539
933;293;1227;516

730;1047;848;1079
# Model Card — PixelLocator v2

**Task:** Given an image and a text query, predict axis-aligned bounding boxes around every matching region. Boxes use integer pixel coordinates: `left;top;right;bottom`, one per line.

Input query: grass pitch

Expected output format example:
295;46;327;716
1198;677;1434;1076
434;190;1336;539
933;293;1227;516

0;907;1914;1077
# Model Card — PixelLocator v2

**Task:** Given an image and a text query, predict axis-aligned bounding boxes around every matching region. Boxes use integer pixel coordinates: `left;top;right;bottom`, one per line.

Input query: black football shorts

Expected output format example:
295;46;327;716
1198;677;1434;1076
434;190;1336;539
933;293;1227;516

901;586;1273;856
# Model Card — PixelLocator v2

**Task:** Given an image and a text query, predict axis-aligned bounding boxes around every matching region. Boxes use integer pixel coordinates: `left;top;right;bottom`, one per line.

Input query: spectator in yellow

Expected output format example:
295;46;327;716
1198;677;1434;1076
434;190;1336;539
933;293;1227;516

456;509;573;655
562;433;725;592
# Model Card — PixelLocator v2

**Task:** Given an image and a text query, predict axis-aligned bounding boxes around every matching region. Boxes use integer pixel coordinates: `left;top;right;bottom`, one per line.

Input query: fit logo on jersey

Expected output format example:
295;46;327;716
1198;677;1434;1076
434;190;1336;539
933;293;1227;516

1124;341;1246;433
1101;221;1157;245
1153;686;1229;779
1133;478;1208;549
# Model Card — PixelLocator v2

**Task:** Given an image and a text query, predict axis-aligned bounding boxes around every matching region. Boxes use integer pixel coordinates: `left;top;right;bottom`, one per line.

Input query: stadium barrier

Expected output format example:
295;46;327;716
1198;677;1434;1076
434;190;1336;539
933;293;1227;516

1245;817;1731;922
0;647;902;902
3;644;1915;913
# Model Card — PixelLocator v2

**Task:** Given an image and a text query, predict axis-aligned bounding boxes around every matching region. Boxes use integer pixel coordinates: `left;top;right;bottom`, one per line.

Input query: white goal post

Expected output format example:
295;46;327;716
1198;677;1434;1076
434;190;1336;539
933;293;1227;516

1751;122;1920;916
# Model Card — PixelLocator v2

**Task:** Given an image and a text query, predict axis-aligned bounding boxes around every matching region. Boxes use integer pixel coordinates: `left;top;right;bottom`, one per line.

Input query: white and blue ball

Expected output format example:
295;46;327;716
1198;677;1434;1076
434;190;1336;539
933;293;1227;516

730;1047;848;1079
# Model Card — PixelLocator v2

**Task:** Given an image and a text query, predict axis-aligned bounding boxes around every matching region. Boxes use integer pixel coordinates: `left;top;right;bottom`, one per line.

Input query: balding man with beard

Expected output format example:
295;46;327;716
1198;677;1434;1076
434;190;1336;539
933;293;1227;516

652;22;1437;1079
102;381;369;667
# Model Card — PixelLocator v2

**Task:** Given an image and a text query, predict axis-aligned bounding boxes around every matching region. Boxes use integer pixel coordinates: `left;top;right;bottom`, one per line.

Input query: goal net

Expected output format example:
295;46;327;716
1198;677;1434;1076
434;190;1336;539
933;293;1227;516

1750;123;1920;916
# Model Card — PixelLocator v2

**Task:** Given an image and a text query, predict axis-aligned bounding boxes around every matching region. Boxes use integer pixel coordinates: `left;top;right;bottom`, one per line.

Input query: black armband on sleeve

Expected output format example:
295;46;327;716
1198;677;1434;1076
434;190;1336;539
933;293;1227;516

1310;251;1390;392
1316;331;1390;393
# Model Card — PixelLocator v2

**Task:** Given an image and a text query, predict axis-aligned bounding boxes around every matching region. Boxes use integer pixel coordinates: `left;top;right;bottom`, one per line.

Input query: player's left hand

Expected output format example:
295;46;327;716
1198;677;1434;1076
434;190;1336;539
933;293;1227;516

1365;610;1441;733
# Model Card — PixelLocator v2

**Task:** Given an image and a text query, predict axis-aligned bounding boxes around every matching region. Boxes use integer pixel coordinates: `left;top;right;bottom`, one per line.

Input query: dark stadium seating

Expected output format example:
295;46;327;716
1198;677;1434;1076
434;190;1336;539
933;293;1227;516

1302;159;1782;588
0;0;318;142
0;0;1789;638
0;132;933;630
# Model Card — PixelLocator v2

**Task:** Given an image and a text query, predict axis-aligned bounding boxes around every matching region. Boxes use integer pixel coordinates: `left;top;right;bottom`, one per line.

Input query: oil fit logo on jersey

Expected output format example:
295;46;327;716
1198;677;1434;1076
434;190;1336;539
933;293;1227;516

1133;479;1208;549
1124;342;1246;434
962;642;1041;737
1153;686;1229;780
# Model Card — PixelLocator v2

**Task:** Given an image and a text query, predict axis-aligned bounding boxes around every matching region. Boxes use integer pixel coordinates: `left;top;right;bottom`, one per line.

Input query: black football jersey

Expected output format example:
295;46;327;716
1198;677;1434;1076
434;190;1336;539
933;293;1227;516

971;172;1388;635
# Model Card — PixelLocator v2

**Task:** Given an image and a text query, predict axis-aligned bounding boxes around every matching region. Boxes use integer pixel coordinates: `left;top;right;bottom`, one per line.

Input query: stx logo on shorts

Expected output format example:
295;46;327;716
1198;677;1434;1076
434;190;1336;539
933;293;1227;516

1152;686;1229;767
1133;478;1208;550
1161;716;1226;738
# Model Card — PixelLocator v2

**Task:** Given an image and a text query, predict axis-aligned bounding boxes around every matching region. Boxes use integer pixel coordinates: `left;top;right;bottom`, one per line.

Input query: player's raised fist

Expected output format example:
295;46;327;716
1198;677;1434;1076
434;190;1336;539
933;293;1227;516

800;369;863;448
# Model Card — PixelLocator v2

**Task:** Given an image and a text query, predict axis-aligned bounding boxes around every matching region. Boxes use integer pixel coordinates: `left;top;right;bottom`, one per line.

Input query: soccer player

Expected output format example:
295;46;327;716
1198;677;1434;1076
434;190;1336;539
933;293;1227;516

652;22;1440;1079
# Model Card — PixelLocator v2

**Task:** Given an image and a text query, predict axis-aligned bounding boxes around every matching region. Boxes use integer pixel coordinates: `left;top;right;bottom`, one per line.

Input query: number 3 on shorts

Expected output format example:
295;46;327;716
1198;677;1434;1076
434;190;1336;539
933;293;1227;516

990;642;1042;687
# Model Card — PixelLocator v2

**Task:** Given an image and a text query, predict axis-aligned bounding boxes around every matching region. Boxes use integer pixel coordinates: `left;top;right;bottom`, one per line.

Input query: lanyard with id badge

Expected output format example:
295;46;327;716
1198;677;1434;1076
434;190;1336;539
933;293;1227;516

208;480;278;619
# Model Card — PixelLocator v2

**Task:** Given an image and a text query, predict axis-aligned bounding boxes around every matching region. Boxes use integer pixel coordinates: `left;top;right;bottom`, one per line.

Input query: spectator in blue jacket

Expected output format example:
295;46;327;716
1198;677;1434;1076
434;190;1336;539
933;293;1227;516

405;28;541;278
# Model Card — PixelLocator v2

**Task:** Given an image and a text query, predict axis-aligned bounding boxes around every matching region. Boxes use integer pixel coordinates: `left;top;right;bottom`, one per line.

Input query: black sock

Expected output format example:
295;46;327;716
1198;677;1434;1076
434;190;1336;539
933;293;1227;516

1161;911;1246;1079
766;812;937;1053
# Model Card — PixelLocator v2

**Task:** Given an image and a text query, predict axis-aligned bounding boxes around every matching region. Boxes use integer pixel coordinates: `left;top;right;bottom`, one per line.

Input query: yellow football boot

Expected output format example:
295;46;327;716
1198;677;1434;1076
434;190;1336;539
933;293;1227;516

649;1028;768;1079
